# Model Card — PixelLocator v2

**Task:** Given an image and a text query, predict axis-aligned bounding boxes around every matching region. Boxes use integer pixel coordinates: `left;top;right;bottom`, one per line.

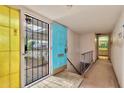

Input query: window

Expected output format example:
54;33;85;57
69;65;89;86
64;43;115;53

25;15;49;85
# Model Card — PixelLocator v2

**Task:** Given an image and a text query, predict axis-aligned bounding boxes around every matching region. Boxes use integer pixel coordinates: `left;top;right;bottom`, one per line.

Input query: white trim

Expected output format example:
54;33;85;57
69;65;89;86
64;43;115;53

20;8;26;88
50;24;54;75
49;24;53;75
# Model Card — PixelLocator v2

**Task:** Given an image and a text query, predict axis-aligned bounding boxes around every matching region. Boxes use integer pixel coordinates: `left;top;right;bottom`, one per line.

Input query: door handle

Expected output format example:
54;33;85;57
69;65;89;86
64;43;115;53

22;53;26;55
65;48;68;53
22;52;28;55
58;54;64;57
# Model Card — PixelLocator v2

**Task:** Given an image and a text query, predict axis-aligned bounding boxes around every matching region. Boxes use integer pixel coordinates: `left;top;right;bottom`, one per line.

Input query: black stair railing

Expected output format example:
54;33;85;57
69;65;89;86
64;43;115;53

80;51;93;74
67;51;93;75
67;58;81;75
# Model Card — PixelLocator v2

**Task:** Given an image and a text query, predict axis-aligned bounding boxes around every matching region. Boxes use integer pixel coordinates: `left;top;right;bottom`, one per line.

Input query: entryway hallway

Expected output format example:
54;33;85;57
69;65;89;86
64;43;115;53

29;59;119;88
80;59;119;88
0;5;123;88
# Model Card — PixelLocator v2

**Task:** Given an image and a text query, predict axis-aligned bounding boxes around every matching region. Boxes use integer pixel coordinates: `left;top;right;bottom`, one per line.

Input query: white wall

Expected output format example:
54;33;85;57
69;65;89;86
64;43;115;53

80;33;96;62
67;29;80;73
111;9;124;87
67;31;97;73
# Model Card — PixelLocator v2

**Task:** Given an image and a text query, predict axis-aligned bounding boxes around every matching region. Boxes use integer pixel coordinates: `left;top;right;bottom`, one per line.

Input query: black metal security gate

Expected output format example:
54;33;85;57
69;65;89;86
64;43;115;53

24;14;49;85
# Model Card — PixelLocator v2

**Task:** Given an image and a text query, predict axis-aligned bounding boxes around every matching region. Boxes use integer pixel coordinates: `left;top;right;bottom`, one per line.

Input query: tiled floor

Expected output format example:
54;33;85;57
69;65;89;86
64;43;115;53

80;59;119;88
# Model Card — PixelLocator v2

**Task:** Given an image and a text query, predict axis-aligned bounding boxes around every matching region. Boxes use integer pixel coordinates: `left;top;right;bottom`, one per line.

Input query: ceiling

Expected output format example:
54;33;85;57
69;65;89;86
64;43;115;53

24;5;123;34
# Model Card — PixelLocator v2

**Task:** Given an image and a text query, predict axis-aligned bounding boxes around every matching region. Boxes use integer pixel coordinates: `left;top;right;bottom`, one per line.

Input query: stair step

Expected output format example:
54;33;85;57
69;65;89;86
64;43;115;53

55;71;84;87
30;71;84;88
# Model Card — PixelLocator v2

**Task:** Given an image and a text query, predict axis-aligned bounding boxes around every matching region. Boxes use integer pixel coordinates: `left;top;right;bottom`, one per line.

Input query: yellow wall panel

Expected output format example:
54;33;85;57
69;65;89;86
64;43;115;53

10;9;20;51
10;8;20;88
10;52;19;73
0;76;9;88
0;26;9;51
0;6;9;27
10;9;19;29
10;73;19;88
0;6;20;88
0;52;9;77
10;28;20;51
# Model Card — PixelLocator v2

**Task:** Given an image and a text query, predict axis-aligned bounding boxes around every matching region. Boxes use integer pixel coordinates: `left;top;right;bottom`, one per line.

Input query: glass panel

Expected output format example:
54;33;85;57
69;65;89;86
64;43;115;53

38;66;42;79
32;67;37;81
32;18;38;68
98;35;109;59
43;64;48;77
26;68;32;84
98;36;109;55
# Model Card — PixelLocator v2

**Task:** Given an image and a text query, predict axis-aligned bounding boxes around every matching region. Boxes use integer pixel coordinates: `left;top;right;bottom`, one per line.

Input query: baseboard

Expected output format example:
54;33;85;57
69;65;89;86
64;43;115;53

53;65;67;75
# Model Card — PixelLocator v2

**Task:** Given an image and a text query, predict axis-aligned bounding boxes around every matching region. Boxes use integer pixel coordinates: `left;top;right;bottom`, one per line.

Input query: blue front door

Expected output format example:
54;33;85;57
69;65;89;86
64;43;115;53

52;22;67;71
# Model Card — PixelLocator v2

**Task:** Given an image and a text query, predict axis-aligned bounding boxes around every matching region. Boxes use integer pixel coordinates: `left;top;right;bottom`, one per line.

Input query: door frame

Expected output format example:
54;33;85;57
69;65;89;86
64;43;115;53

96;33;111;60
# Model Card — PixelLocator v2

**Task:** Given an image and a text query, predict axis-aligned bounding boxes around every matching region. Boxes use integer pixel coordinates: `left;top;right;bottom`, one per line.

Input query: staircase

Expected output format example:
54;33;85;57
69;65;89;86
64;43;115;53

67;51;94;75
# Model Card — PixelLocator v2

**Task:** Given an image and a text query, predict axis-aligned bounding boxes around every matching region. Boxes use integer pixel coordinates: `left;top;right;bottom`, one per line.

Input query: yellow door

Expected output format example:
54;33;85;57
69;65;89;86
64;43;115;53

10;8;20;88
10;8;20;51
0;6;20;88
0;52;10;88
10;52;20;88
0;6;9;27
0;6;10;88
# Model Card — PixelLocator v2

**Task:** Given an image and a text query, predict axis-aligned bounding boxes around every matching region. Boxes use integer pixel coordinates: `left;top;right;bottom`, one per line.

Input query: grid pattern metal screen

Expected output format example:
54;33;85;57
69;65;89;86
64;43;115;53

25;15;49;85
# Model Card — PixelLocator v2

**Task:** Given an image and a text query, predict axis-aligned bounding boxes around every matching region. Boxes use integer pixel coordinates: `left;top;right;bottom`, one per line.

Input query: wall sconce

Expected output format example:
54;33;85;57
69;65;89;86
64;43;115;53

25;17;32;24
123;24;124;39
117;25;124;39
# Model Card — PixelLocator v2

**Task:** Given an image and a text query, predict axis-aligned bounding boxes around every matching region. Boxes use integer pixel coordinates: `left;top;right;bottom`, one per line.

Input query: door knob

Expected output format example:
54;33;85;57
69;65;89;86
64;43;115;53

65;48;68;53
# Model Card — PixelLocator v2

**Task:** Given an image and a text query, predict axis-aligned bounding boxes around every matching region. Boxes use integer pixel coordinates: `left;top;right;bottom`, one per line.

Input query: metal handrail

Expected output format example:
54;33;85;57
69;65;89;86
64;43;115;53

67;51;93;75
81;51;93;63
81;51;93;55
80;51;93;74
67;58;81;75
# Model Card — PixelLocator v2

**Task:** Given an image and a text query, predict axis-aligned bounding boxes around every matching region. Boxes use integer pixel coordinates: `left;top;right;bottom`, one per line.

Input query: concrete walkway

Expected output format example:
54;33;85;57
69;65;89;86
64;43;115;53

80;59;119;88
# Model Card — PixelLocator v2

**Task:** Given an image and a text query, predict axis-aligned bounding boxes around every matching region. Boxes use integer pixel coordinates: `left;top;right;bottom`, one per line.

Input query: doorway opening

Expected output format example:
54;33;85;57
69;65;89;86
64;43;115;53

24;15;49;86
96;34;110;60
